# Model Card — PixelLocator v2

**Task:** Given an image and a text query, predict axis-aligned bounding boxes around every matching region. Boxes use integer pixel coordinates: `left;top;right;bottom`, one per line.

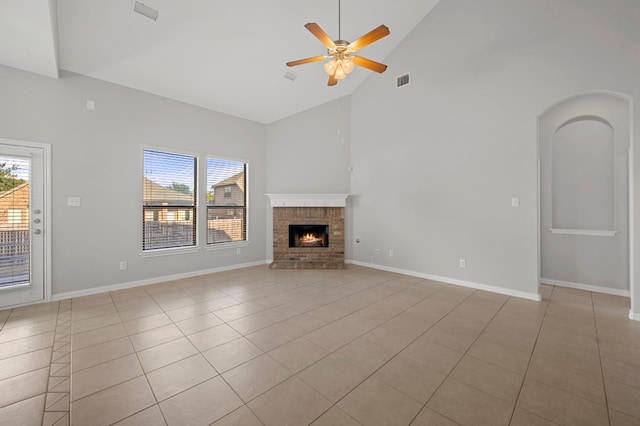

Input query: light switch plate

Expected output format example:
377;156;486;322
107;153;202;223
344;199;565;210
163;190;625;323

511;197;520;207
67;197;81;207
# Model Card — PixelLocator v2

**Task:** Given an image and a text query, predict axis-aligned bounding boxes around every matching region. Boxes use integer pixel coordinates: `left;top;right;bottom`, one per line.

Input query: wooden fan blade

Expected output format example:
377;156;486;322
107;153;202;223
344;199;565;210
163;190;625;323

352;56;388;73
305;23;336;49
286;56;326;67
328;74;338;86
348;25;390;51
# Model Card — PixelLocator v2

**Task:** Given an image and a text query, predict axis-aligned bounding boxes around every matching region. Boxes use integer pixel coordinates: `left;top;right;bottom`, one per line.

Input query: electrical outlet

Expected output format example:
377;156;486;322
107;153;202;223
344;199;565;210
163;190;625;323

459;259;466;268
67;197;81;207
119;261;127;270
236;248;241;255
375;248;381;255
389;249;394;257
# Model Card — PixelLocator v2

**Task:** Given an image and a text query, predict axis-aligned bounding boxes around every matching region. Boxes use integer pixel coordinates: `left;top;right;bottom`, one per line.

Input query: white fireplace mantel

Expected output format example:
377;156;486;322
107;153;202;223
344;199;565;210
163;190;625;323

266;194;350;207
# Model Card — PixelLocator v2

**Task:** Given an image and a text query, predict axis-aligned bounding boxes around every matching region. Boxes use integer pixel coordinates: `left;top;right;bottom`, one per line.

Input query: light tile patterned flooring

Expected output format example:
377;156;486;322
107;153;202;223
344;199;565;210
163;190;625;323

0;265;639;425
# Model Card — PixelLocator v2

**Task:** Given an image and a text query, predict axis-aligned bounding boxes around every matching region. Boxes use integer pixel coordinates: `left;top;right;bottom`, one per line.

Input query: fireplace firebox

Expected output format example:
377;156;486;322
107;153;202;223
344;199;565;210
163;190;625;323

289;224;329;248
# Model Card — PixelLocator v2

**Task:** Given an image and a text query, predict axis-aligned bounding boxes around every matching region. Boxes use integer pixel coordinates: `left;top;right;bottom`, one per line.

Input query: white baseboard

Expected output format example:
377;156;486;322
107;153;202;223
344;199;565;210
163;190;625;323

349;260;541;301
58;258;632;306
630;310;640;321
540;278;630;297
51;260;267;302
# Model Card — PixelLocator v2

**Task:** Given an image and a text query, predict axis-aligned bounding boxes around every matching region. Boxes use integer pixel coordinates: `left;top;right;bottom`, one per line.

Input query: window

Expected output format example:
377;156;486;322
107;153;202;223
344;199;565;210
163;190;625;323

7;209;22;224
207;158;247;245
142;149;248;251
143;149;197;251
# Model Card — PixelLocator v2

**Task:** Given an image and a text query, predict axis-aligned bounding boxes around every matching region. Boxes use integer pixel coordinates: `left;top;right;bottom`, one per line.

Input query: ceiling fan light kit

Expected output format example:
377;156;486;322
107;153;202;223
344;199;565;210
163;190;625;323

286;1;390;86
323;40;355;80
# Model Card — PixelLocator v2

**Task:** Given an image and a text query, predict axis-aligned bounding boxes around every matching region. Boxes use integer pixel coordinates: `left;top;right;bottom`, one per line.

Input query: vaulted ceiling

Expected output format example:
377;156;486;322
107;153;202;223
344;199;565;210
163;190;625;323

0;0;440;123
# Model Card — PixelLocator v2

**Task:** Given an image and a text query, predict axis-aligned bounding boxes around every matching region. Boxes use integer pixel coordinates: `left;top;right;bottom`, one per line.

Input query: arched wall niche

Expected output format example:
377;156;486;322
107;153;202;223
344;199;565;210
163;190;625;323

539;91;631;294
557;114;613;130
551;116;615;231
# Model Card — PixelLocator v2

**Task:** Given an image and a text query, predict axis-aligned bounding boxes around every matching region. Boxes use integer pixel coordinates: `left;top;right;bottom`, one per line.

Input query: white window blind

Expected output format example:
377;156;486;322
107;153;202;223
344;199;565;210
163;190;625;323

0;156;30;286
207;158;247;244
143;149;197;250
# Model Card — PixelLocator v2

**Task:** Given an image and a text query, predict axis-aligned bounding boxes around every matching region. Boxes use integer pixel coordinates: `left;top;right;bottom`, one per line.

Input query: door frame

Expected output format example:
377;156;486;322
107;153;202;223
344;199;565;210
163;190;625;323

536;90;635;319
0;137;51;307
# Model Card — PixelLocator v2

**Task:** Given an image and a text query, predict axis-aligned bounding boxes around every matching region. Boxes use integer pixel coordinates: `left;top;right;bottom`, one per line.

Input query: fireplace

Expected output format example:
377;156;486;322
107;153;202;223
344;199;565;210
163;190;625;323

289;224;329;248
267;194;349;269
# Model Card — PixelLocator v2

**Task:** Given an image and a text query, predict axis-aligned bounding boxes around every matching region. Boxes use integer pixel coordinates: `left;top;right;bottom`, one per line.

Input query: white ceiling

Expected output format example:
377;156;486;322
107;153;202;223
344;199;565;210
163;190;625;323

0;0;59;79
0;0;440;123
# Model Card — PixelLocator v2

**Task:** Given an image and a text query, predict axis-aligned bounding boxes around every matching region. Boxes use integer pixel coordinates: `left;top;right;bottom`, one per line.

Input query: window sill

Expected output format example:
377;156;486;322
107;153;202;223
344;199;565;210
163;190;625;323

206;241;250;252
548;228;619;237
0;282;29;292
140;246;201;258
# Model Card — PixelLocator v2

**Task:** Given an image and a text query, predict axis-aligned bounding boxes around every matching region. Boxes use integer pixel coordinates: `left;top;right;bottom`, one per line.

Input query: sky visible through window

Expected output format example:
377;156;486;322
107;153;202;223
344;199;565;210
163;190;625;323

143;150;244;192
143;150;195;191
0;156;30;181
207;158;244;189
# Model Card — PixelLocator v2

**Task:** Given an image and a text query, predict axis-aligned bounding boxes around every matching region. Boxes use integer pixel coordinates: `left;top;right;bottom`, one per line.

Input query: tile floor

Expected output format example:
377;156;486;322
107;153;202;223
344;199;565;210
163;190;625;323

0;265;639;425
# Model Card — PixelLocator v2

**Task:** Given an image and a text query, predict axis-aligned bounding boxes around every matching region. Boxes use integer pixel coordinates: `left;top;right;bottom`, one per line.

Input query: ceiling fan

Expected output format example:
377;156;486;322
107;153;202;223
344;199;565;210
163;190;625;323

286;0;390;86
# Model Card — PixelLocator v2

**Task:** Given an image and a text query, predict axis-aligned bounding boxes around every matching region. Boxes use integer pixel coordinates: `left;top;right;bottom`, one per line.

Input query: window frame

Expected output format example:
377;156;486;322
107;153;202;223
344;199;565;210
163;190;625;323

139;146;250;257
205;154;250;251
140;145;200;257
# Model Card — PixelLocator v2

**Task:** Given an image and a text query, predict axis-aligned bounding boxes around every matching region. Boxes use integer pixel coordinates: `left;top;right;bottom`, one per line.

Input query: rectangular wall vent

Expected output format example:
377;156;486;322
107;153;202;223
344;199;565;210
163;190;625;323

133;1;159;21
284;70;298;81
396;73;410;88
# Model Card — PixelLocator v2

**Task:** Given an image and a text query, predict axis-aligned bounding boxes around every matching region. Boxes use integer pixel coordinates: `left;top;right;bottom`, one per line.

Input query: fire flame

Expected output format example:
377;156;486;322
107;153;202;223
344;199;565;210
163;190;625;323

299;232;324;246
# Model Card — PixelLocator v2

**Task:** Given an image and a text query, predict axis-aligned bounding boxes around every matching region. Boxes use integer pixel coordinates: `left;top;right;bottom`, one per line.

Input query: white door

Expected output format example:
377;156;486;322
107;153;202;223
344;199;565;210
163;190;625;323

0;141;48;309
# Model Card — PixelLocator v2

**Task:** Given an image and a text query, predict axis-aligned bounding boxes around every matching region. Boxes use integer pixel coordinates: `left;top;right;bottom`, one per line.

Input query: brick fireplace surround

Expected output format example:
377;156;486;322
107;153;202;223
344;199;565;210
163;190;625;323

267;194;349;269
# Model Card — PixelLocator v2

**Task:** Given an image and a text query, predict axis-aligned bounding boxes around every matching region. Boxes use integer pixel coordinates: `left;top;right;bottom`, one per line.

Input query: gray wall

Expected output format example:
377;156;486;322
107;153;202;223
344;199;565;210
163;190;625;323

348;0;640;302
0;66;266;295
265;97;352;260
266;97;351;194
3;0;640;317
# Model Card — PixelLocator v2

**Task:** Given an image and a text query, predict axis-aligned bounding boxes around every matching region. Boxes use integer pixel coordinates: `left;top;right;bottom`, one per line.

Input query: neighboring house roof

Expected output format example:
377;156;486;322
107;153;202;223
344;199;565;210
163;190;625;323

143;177;193;204
211;172;245;207
0;182;28;199
212;172;244;191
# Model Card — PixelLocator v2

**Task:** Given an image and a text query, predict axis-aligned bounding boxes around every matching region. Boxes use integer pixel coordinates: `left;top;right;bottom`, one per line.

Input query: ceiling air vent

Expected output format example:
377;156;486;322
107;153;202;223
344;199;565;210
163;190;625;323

133;1;159;21
396;73;410;88
284;70;298;81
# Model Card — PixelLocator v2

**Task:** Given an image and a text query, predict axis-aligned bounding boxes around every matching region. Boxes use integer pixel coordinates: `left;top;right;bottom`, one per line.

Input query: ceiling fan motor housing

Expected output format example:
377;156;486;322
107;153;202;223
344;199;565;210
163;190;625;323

328;40;353;60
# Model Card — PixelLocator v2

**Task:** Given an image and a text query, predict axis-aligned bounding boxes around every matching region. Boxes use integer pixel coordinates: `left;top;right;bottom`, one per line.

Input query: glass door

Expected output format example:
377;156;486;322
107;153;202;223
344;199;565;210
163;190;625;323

0;143;46;309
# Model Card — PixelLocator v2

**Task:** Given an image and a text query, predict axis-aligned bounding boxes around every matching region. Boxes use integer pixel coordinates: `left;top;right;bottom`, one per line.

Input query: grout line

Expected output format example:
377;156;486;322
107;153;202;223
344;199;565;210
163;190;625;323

408;290;513;425
44;299;71;424
222;278;426;408
592;291;613;426
5;269;635;425
208;276;438;422
505;285;552;425
305;284;479;424
40;301;59;422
